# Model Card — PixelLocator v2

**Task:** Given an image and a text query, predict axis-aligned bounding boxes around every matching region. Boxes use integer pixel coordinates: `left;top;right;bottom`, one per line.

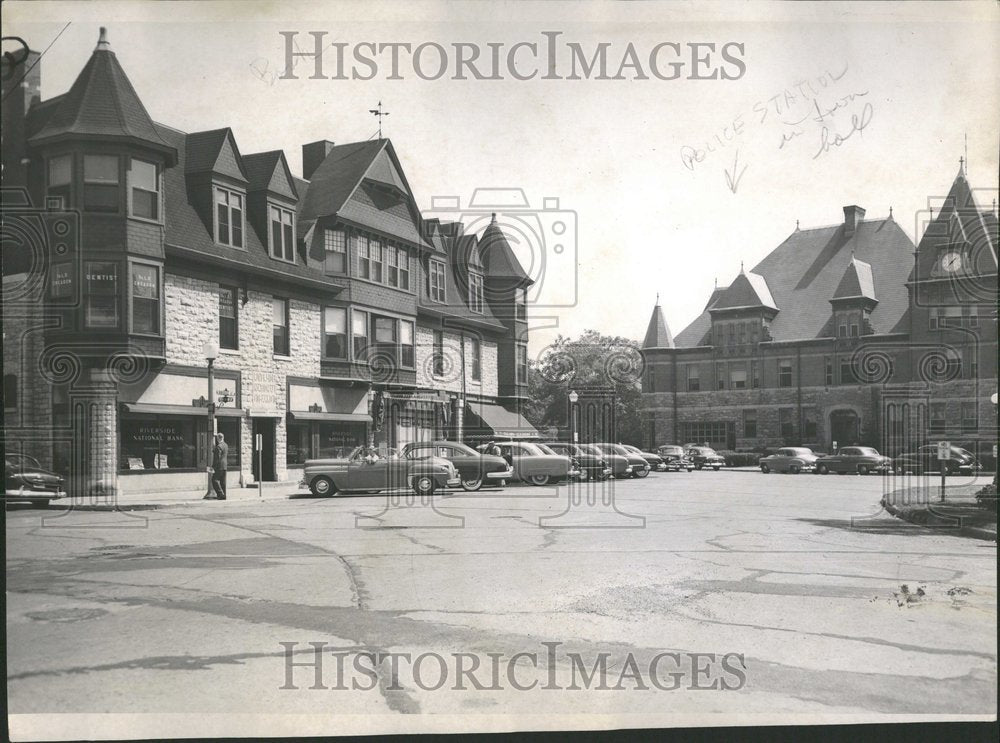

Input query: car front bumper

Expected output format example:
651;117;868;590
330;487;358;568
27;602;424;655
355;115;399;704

8;486;67;500
486;468;515;480
446;476;461;488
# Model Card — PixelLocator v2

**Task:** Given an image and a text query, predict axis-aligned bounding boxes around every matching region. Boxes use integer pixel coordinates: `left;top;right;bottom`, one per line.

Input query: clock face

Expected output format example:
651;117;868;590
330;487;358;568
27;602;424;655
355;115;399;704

940;251;963;272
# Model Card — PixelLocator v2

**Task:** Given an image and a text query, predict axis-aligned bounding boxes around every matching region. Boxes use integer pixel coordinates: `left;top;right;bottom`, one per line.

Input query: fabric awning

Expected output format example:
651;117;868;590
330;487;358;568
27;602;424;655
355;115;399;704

122;403;243;417
466;403;539;438
287;412;370;422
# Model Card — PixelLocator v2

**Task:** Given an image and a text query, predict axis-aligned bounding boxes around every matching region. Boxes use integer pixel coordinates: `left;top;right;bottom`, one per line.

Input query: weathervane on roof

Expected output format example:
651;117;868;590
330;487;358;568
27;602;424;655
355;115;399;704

889;206;893;219
655;292;660;305
369;101;389;139
795;219;800;230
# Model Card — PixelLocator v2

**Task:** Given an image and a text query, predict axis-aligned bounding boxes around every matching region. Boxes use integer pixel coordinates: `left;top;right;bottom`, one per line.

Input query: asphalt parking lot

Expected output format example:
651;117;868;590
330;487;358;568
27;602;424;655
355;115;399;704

6;470;997;736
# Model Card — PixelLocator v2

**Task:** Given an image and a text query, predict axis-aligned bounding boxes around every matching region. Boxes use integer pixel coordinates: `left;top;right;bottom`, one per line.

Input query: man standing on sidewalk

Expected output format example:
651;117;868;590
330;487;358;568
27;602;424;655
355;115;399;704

209;432;228;500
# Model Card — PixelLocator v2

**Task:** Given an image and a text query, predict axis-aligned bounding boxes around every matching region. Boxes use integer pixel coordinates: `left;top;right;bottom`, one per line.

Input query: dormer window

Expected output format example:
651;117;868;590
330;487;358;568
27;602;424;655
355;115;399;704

215;187;244;248
323;228;346;274
429;260;446;302
47;155;72;207
270;205;294;262
83;155;119;212
469;273;484;314
129;158;159;220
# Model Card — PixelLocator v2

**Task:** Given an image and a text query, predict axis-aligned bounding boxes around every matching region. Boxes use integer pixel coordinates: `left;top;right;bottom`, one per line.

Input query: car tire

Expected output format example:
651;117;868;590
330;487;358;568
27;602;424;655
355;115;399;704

790;465;801;475
634;467;650;478
413;475;436;496
528;474;550;486
712;466;721;471
858;465;869;476
310;476;336;497
816;464;829;475
760;464;770;474
695;464;703;470
460;477;483;492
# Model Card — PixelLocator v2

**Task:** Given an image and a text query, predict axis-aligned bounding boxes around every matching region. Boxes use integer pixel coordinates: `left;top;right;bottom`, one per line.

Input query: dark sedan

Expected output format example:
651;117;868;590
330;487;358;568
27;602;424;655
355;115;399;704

593;443;650;478
621;444;668;472
656;445;695;471
575;444;632;478
685;446;725;471
400;441;512;491
543;442;612;481
893;445;982;476
815;446;893;475
5;453;67;507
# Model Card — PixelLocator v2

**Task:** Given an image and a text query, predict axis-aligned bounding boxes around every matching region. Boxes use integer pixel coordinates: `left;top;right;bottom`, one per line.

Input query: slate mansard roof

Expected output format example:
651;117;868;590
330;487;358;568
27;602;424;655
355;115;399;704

674;213;915;347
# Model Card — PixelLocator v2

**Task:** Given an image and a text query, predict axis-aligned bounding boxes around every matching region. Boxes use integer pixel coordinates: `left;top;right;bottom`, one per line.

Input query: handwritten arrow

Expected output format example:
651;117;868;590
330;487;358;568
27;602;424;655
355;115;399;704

724;149;748;194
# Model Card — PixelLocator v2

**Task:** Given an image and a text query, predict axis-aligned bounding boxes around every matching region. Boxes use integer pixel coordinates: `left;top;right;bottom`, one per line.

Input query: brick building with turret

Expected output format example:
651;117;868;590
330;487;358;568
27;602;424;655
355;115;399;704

640;172;998;462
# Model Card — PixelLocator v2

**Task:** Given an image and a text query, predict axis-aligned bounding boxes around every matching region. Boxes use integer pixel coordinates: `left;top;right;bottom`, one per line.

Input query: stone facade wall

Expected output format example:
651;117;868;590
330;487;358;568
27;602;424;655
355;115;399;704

163;272;321;483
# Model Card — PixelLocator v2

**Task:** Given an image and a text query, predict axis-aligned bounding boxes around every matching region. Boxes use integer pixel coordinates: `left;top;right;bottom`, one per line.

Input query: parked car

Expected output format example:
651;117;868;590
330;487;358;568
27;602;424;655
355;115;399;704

299;446;460;496
475;441;579;485
4;453;68;508
893;445;982;476
815;446;893;475
575;443;632;478
540;442;611;481
593;443;651;478
620;444;668;472
655;445;695;471
685;446;726;471
758;447;819;474
399;441;512;492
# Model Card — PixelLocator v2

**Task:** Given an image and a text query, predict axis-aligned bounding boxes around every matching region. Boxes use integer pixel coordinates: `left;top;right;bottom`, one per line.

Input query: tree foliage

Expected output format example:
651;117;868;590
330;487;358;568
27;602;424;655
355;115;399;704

523;329;645;445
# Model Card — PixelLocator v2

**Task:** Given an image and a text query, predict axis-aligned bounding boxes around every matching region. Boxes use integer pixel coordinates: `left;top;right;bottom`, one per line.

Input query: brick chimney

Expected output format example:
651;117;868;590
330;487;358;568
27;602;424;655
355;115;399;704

302;140;335;180
843;205;866;237
1;44;41;189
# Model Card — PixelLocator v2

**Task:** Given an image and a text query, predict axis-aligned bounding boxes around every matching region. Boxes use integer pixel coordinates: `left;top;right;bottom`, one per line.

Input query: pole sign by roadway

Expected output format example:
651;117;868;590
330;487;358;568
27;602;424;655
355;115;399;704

937;441;950;460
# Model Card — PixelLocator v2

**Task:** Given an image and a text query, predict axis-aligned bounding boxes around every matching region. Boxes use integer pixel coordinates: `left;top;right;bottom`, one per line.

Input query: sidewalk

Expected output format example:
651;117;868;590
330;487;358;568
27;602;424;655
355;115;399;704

64;481;304;510
882;483;997;542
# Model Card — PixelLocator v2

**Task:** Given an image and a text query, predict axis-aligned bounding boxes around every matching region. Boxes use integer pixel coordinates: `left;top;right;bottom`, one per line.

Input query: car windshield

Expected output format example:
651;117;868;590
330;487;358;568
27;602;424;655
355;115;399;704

856;447;879;456
578;444;602;456
692;448;717;456
622;445;641;454
787;448;812;456
443;442;478;456
660;446;683;455
535;443;557;455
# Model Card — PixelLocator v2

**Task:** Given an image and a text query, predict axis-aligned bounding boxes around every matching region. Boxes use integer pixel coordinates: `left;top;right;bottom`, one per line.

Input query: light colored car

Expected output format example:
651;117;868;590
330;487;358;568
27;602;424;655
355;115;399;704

759;447;819;474
476;441;579;486
400;441;512;491
815;446;893;475
299;446;459;496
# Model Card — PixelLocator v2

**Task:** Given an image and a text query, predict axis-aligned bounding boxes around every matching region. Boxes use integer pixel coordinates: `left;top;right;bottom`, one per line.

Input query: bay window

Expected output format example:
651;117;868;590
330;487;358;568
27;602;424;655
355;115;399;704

352;309;369;360
324;228;346;274
129;158;159;219
387;244;399;286
270;205;294;261
516;287;526;321
83;154;119;212
216;188;244;247
357;235;370;279
371;238;384;282
398;248;410;290
130;263;160;334
374;315;396;360
85;261;119;328
516;344;527;384
47;155;72;207
400;320;414;368
324;307;348;359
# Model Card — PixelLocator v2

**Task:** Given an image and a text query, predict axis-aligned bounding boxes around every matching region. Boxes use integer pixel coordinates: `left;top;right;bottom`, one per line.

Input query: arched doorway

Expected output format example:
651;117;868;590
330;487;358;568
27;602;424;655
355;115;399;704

829;409;860;450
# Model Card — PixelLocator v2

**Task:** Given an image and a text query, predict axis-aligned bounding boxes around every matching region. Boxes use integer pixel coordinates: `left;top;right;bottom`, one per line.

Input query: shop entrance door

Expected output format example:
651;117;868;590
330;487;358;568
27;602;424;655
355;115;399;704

252;418;277;482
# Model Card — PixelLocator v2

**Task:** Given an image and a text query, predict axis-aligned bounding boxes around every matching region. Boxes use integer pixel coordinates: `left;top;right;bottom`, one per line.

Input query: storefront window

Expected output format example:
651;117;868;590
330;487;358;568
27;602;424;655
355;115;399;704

287;422;311;465
120;416;197;470
216;418;241;469
318;422;365;459
86;261;119;328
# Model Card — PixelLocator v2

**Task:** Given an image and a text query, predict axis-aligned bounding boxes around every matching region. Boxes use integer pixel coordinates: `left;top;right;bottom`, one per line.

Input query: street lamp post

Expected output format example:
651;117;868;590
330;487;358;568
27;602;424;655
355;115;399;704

203;340;219;497
568;390;579;444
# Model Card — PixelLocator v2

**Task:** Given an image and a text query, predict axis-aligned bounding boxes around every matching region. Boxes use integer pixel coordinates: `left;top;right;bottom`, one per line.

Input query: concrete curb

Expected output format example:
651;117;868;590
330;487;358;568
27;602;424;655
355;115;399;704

881;498;997;542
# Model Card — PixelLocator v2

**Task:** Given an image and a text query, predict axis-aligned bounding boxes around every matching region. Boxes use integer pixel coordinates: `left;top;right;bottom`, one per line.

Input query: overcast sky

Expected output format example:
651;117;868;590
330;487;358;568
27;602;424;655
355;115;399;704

6;1;999;356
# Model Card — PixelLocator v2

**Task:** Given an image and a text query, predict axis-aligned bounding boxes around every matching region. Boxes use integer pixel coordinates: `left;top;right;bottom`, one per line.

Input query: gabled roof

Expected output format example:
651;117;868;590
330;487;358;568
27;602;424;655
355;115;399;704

675;214;914;347
185;128;247;182
832;257;877;302
243;150;298;199
642;302;675;349
298;138;429;248
479;215;532;286
29;30;175;164
708;269;778;312
912;168;999;280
